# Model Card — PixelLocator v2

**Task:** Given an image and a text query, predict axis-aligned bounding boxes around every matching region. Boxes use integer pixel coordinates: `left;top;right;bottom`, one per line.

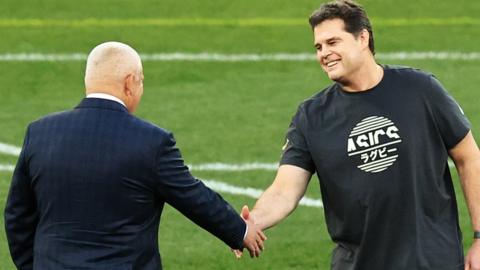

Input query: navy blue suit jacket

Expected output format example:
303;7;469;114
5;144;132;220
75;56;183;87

5;98;246;269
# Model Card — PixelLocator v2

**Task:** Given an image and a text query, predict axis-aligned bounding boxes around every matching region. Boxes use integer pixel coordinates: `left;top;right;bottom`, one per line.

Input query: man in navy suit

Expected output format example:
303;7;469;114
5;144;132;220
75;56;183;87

5;41;266;269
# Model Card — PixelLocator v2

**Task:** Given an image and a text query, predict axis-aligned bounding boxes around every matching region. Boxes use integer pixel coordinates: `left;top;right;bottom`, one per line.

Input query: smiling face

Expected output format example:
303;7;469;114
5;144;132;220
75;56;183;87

313;18;369;85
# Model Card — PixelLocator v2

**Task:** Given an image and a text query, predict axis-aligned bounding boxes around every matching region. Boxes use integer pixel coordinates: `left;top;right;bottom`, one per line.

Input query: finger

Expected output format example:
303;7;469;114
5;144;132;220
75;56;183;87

232;249;243;259
241;205;250;220
258;230;267;241
250;248;255;258
250;244;260;258
256;237;264;251
253;244;261;258
247;246;255;258
255;246;261;258
466;262;470;270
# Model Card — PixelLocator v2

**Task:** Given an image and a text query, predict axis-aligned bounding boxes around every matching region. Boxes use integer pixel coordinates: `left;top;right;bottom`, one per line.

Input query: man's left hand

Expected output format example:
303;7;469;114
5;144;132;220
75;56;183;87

465;240;480;270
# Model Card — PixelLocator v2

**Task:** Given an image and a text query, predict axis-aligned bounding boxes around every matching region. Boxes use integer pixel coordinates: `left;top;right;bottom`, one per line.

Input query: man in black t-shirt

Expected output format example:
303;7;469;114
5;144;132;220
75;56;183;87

236;1;480;269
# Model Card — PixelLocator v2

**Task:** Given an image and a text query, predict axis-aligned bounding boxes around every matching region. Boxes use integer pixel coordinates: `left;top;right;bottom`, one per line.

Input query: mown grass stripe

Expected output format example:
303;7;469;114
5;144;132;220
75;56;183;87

0;17;479;27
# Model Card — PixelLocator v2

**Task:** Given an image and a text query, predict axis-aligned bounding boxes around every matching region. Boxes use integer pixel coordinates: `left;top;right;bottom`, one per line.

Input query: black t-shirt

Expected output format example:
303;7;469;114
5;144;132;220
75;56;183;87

280;65;470;270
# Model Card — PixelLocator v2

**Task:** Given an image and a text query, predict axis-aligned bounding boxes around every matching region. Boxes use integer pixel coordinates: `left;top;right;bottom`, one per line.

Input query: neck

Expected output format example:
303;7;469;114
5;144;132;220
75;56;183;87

340;57;383;92
86;83;123;99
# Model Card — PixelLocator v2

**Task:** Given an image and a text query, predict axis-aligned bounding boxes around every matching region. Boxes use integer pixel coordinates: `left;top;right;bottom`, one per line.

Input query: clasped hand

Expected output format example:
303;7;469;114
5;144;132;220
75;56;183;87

233;205;267;258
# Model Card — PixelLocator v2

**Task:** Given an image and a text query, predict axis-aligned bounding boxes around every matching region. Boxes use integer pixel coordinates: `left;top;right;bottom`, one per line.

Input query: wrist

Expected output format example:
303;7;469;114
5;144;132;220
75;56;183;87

243;223;249;240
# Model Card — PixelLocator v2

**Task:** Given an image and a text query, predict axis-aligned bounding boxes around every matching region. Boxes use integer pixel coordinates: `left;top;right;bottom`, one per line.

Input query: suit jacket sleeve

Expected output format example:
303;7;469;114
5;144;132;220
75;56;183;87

4;125;38;270
153;132;246;249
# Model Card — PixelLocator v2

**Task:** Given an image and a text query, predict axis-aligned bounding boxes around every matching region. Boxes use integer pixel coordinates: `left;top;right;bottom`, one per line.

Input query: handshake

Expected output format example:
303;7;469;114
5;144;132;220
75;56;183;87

234;205;267;259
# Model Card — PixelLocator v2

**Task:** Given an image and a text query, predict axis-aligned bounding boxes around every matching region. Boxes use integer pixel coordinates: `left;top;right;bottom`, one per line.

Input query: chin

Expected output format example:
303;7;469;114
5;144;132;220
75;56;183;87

327;72;342;82
325;67;344;81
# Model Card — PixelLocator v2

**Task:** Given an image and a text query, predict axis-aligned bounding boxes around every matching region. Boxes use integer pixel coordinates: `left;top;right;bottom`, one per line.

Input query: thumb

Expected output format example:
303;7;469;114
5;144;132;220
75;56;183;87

241;205;250;220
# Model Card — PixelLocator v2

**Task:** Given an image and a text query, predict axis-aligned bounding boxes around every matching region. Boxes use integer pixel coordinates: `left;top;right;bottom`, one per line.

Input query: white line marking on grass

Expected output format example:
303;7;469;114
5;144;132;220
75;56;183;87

0;142;457;170
0;160;457;172
189;162;278;171
192;160;456;171
0;164;15;172
141;53;316;62
0;162;322;208
377;52;480;60
0;158;461;208
0;53;87;61
1;52;480;62
0;143;21;156
0;18;479;27
0;18;307;27
203;179;323;208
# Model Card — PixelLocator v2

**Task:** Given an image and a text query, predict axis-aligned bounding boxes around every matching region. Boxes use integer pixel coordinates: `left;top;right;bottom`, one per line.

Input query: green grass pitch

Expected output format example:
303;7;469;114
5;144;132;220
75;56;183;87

0;0;479;269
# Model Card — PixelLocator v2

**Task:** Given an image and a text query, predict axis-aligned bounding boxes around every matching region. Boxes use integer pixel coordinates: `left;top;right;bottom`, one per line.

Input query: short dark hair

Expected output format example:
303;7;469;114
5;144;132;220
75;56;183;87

309;0;375;54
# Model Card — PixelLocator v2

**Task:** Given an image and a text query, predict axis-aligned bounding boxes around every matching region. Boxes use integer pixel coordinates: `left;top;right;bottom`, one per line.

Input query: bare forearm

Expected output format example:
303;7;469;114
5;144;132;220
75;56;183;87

450;132;480;266
251;185;299;230
249;165;311;230
458;158;480;231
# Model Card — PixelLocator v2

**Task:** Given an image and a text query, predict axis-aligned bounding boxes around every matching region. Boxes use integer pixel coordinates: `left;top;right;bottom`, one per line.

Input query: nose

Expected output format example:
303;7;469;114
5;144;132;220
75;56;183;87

319;47;331;59
316;48;331;63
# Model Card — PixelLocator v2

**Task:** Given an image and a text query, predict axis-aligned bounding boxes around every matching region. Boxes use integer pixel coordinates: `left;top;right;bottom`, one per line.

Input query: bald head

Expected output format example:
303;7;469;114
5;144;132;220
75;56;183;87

85;41;142;90
84;41;144;112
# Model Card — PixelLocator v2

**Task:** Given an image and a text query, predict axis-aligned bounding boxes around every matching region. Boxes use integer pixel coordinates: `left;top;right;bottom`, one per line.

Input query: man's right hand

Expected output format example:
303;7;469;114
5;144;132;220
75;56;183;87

238;205;267;258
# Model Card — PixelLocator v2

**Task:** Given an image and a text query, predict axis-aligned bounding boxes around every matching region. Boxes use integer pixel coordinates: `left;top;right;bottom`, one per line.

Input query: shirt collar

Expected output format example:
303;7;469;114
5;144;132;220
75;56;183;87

86;93;126;108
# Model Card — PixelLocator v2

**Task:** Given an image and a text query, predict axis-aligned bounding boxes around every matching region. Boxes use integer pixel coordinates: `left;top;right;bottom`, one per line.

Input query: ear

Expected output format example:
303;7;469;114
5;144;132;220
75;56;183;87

123;73;134;97
358;29;370;50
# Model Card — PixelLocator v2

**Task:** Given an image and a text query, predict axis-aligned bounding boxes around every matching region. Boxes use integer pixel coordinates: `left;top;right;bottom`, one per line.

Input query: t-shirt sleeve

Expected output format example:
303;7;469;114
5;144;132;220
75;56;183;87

427;75;471;149
279;104;316;173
